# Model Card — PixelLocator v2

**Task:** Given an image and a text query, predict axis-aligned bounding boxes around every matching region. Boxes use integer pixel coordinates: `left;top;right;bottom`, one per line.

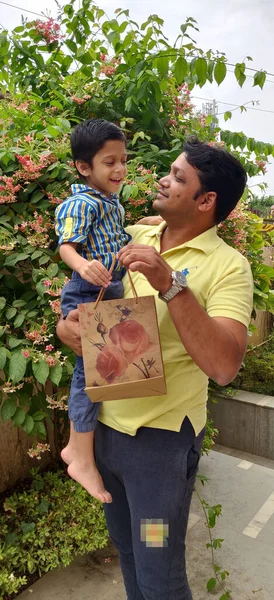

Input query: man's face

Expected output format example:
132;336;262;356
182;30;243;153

153;153;204;221
77;139;127;196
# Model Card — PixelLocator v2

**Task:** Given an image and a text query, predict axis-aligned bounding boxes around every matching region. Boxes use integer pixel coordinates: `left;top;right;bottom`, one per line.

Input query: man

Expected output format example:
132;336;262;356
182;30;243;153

57;137;253;600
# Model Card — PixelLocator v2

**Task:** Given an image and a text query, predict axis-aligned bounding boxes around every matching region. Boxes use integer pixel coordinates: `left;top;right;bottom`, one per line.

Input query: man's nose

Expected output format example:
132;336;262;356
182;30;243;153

159;175;169;187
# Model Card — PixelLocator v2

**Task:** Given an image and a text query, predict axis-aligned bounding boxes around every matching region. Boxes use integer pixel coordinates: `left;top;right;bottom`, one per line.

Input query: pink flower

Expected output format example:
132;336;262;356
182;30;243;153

45;356;58;367
96;346;128;383
22;350;30;358
45;344;54;351
109;320;154;363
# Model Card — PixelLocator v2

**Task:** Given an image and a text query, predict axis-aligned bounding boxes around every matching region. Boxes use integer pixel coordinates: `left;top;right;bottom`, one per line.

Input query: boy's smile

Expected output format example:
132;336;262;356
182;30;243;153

76;139;127;197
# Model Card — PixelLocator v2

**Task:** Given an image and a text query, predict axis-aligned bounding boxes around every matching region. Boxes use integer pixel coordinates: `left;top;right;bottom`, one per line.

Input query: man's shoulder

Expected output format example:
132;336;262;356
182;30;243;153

215;237;251;270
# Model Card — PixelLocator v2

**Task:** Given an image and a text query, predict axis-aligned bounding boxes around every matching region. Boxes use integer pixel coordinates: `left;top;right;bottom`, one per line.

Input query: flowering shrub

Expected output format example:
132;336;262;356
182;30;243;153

0;0;273;454
0;468;108;599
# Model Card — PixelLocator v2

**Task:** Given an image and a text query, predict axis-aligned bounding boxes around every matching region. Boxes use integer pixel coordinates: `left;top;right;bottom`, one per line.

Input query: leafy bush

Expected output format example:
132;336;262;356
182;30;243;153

231;332;274;395
0;468;108;599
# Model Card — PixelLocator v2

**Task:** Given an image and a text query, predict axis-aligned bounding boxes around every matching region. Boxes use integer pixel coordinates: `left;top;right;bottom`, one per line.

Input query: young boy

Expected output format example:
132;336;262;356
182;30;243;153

55;118;161;503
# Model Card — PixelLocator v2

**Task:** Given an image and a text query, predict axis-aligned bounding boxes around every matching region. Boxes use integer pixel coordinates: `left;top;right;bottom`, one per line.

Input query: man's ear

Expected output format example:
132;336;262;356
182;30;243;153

198;191;217;213
75;159;92;178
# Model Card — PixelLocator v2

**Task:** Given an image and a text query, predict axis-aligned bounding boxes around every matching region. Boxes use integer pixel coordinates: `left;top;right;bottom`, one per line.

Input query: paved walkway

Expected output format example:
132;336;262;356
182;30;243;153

17;447;274;600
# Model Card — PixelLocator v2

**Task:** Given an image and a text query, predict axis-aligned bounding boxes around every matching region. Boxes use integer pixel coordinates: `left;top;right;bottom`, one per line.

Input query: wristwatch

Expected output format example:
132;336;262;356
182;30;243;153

158;270;187;303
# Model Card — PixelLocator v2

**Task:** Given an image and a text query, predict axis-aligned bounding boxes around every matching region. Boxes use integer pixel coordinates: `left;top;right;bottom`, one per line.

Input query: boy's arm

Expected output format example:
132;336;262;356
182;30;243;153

59;242;111;288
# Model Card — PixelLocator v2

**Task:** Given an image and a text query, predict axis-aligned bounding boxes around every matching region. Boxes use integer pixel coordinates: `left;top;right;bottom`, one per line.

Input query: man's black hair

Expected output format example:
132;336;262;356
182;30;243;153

70;118;126;169
183;137;247;224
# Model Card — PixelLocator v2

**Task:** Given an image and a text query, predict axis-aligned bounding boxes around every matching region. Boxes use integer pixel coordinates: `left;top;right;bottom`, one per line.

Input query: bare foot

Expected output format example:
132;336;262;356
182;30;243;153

61;445;74;466
67;459;112;503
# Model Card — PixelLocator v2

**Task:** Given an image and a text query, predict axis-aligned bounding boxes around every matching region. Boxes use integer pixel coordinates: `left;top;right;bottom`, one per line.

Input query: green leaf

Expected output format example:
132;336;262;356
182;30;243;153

125;96;133;112
0;346;7;369
12;406;26;426
219;592;231;600
253;70;266;89
47;125;60;139
8;336;25;349
0;296;6;310
174;56;188;84
214;61;226;85
21;521;35;535
5;532;19;546
39;499;50;515
65;39;77;54
32;410;46;421
31;190;44;203
31;250;43;260
14;312;26;328
1;397;17;421
234;62;246;87
206;577;217;592
47;263;59;277
224;111;232;121
195;57;207;85
32;359;49;385
4;253;29;267
22;414;34;434
9;351;27;383
35;420;47;438
12;299;26;308
6;307;17;320
122;184;134;201
155;57;169;77
49;363;62;386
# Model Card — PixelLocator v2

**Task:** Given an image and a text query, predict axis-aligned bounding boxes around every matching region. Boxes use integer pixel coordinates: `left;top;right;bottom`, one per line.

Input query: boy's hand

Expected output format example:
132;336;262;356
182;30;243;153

78;259;112;288
136;216;164;226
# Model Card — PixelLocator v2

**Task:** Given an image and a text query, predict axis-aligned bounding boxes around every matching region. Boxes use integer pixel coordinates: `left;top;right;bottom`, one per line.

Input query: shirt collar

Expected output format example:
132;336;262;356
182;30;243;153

145;223;223;256
71;183;119;203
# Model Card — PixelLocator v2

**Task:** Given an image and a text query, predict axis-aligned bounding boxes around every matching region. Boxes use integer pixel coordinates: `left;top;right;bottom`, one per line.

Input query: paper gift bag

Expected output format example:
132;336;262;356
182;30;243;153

78;279;167;402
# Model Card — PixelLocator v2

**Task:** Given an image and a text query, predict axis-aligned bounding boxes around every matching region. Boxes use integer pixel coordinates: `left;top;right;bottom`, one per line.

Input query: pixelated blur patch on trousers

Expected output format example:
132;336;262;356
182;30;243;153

140;518;169;548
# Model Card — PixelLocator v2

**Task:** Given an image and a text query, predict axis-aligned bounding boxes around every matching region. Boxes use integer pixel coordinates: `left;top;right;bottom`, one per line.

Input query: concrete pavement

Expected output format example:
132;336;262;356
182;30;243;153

17;446;274;600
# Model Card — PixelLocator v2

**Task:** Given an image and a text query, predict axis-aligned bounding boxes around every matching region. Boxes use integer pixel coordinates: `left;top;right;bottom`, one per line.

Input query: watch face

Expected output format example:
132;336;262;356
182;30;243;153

173;270;186;287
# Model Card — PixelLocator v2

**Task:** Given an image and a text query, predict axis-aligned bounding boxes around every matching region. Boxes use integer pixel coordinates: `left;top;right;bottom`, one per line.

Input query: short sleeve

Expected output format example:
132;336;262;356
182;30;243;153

206;256;254;328
55;199;95;245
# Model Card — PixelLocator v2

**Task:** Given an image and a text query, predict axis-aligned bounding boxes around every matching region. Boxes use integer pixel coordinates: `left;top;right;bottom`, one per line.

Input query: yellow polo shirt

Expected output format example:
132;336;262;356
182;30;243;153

98;223;253;436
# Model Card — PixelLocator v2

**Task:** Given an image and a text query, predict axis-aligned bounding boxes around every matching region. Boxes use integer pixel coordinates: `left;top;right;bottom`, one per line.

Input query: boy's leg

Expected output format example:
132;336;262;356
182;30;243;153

95;419;205;600
62;356;112;503
60;278;116;503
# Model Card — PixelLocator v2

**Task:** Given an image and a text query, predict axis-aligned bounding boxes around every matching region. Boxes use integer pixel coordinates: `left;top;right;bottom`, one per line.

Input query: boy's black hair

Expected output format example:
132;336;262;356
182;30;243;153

70;118;126;172
183;137;247;224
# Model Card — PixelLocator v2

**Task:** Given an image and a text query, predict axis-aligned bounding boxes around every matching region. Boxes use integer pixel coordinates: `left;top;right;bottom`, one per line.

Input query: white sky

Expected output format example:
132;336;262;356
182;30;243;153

1;0;274;197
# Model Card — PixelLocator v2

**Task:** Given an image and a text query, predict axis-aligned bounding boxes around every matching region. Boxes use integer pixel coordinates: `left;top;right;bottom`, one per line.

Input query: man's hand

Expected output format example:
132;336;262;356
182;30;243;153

78;259;112;288
117;244;172;295
56;309;82;356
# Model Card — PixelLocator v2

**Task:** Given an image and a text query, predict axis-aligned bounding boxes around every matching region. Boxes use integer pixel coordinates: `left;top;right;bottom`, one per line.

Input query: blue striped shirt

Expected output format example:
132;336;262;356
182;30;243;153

55;184;131;271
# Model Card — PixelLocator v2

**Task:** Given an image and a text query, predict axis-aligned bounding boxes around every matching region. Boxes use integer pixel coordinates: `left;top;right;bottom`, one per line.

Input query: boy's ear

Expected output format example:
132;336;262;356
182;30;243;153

75;160;92;177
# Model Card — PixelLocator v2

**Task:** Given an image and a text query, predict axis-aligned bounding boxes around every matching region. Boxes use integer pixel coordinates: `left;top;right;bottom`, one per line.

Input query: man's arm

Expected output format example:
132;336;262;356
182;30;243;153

117;244;250;386
56;309;82;356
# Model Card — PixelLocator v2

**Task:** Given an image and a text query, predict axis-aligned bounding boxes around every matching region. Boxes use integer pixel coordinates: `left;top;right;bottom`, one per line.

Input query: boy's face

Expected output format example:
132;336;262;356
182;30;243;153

76;140;127;196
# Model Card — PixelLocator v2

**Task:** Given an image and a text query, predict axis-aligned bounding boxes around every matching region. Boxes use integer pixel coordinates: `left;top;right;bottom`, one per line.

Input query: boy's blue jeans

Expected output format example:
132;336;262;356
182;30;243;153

95;417;205;600
61;271;123;432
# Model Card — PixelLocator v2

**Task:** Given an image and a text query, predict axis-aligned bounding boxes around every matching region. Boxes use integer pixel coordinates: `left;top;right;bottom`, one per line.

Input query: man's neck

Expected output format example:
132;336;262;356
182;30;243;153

160;222;212;253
